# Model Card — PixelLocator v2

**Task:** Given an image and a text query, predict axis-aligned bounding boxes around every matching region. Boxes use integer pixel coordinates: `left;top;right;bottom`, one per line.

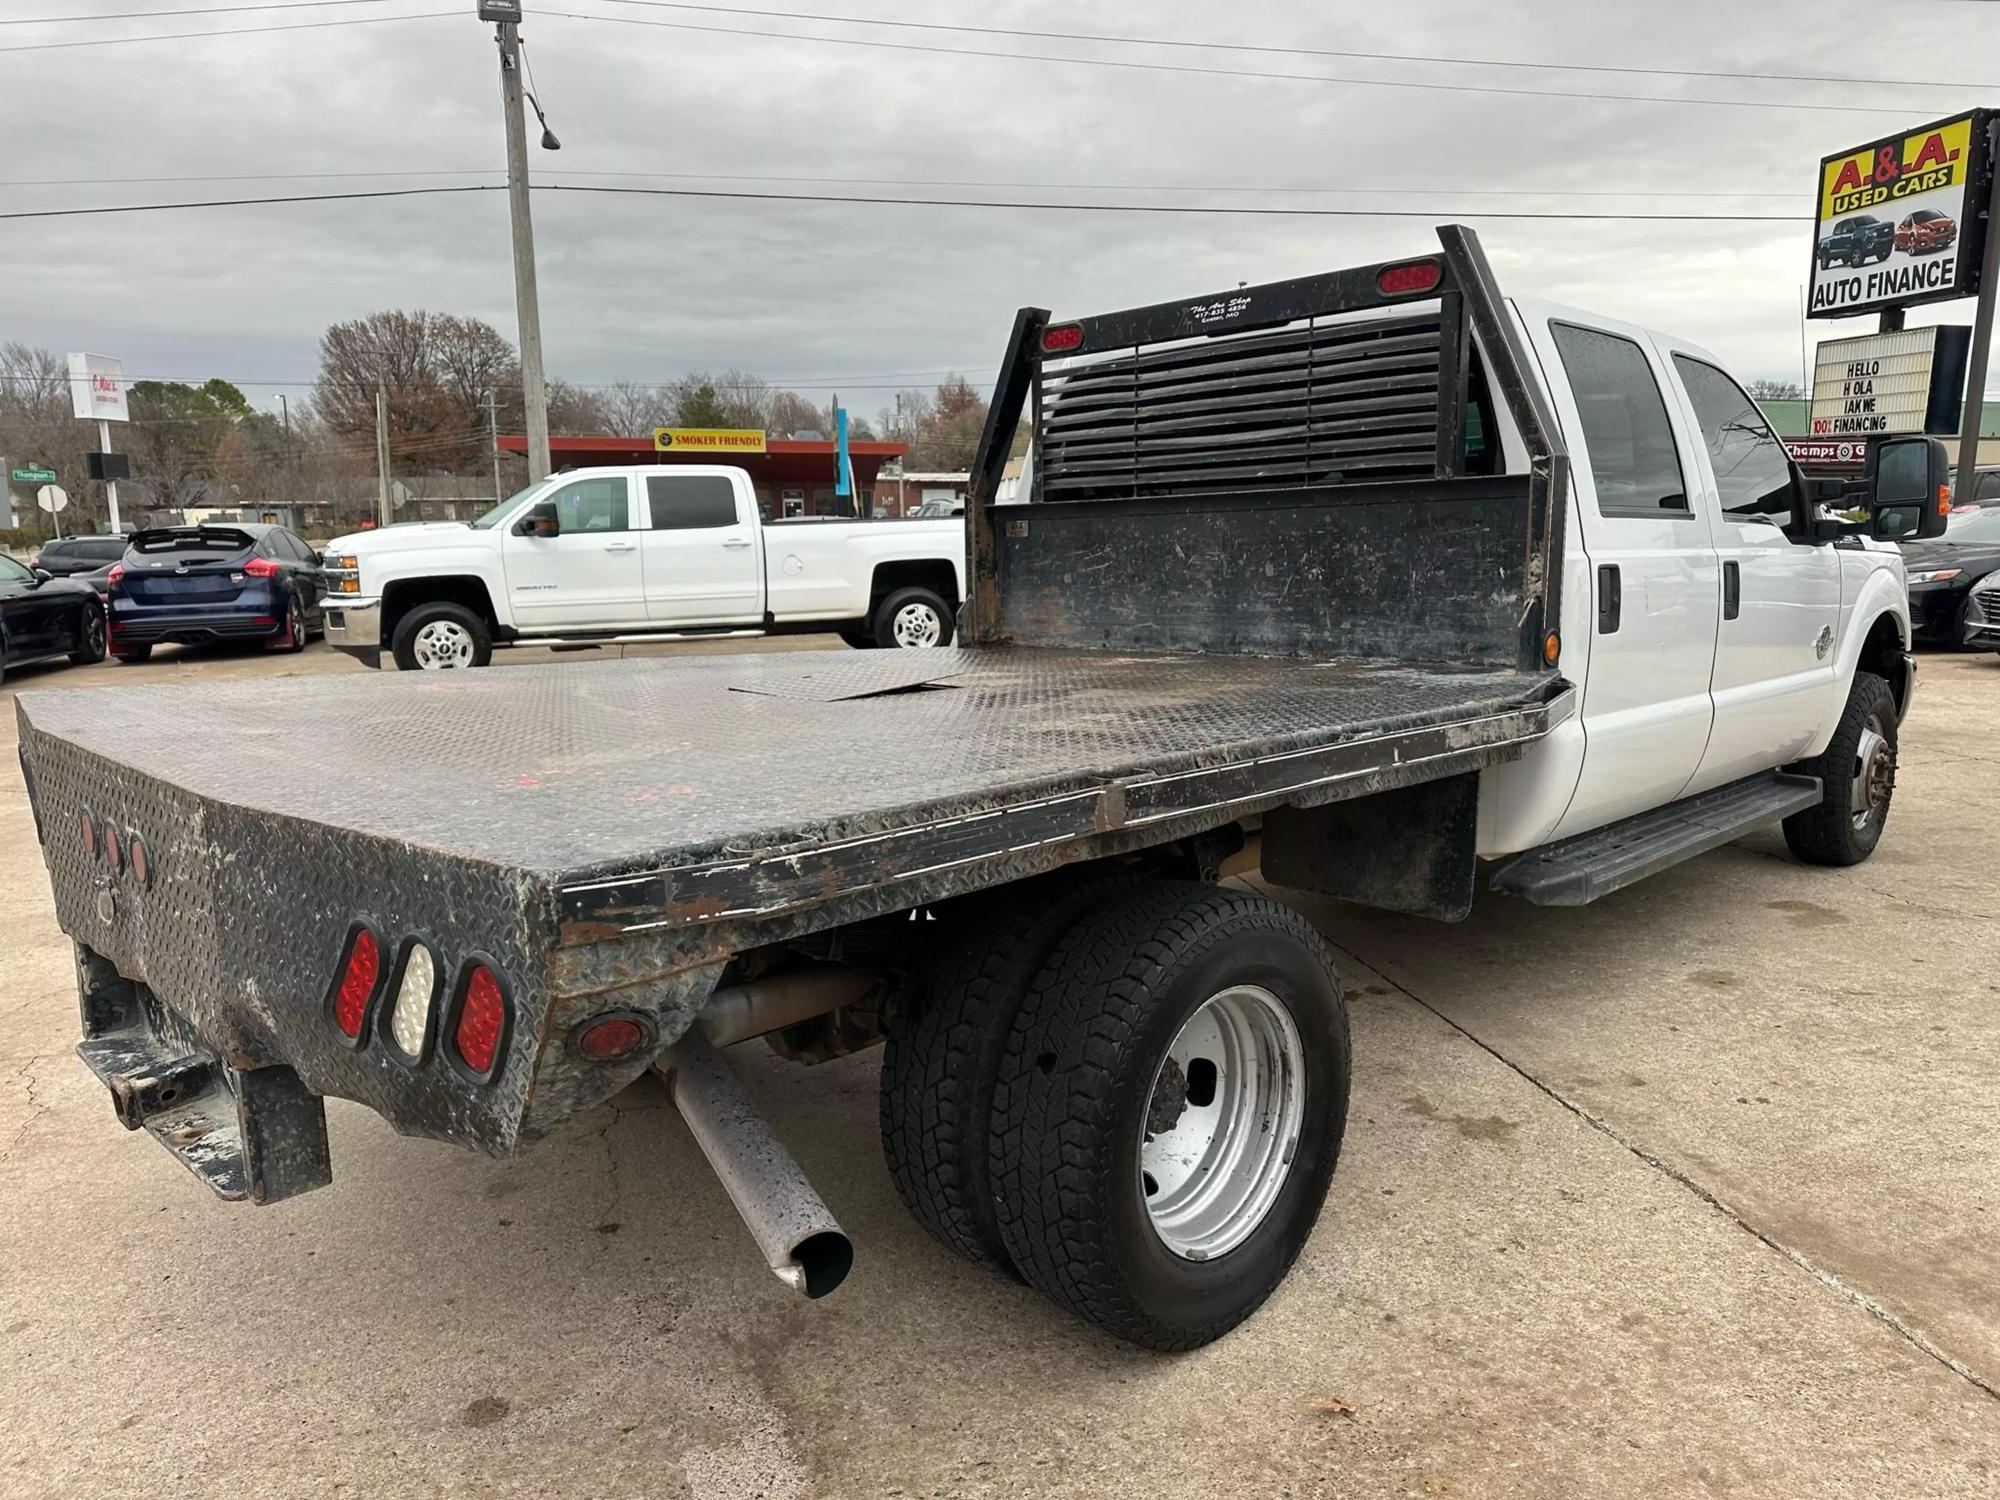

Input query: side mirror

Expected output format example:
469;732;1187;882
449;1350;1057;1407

31;566;51;583
1865;434;1952;541
514;501;560;538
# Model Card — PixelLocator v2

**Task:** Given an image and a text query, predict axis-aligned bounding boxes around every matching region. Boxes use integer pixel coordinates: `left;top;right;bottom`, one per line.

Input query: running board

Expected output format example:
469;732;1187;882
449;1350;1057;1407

517;628;766;650
1490;771;1823;906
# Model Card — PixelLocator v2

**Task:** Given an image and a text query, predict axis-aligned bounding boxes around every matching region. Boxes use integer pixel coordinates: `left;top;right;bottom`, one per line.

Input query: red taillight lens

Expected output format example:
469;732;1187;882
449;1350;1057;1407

103;823;123;873
1377;259;1442;296
106;564;125;587
79;809;99;857
243;556;280;578
1040;322;1084;354
129;835;150;887
330;928;381;1041
572;1014;650;1062
453;965;508;1077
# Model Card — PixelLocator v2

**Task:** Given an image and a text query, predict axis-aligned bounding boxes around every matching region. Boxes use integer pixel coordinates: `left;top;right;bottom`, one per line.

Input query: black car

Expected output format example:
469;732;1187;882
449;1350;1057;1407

1901;505;2000;645
1817;214;1896;268
106;522;326;663
29;534;127;578
0;553;106;683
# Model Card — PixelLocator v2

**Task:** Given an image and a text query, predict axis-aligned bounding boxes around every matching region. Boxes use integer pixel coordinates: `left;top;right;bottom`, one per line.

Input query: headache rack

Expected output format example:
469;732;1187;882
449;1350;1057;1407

961;225;1569;673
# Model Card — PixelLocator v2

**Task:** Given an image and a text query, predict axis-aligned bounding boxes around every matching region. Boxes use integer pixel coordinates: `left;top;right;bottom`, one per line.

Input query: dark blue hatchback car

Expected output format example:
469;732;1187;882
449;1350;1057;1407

107;523;326;663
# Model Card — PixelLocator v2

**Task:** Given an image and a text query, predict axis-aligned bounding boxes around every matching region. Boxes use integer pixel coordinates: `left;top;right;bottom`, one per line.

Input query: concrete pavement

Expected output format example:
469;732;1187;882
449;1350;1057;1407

2;639;1996;1498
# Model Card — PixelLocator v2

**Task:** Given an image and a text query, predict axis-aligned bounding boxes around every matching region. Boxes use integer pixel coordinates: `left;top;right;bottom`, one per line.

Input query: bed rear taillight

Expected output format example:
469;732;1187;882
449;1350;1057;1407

1377;259;1442;297
79;808;99;858
102;823;124;874
1040;322;1084;354
571;1012;654;1063
128;835;151;887
327;926;382;1044
449;963;510;1082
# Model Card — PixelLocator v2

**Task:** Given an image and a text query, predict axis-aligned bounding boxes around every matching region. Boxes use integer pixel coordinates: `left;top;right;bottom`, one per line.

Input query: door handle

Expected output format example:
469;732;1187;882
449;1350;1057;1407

720;537;753;550
604;541;637;553
1723;560;1740;620
1597;564;1621;634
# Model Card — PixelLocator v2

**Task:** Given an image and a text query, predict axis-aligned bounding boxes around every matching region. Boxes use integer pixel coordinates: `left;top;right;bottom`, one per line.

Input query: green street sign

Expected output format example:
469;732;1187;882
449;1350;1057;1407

11;466;56;484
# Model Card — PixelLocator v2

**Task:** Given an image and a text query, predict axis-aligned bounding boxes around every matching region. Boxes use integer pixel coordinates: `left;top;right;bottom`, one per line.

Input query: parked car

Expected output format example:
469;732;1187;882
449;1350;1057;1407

0;552;104;683
1818;214;1896;267
1896;208;1957;255
19;227;1946;1352
1950;465;2000;507
28;534;127;578
320;474;966;667
105;522;326;663
1965;571;2000;651
1901;504;2000;645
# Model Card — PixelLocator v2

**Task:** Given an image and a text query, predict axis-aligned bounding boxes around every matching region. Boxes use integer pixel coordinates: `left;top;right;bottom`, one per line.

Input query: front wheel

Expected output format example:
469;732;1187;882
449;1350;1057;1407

69;604;106;665
1784;671;1897;866
990;882;1350;1350
390;602;493;671
871;587;954;649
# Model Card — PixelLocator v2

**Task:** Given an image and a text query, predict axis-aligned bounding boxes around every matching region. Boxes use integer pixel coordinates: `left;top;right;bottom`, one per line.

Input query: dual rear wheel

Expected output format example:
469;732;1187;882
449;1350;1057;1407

880;874;1350;1350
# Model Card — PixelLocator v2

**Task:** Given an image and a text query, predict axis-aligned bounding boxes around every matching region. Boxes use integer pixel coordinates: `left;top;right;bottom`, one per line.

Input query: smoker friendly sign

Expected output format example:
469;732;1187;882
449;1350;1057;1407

1808;110;1991;320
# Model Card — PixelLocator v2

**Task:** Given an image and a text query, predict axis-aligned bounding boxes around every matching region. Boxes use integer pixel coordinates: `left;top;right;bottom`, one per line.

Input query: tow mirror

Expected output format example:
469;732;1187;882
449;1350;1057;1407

514;501;560;538
1866;435;1951;541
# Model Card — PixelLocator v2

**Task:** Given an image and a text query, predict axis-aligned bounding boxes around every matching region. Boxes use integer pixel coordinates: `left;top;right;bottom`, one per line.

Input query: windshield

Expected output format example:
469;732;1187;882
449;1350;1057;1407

468;482;546;530
1943;507;2000;543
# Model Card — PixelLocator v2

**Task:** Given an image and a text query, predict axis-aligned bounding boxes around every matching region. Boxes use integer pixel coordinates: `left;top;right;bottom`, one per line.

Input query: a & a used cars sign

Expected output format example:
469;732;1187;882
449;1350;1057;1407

1809;110;1990;320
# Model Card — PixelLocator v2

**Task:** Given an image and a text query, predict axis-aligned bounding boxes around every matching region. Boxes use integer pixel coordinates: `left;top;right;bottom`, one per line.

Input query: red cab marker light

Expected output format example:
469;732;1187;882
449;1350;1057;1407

571;1013;653;1063
1041;322;1084;354
452;964;509;1080
329;927;381;1042
1377;259;1442;297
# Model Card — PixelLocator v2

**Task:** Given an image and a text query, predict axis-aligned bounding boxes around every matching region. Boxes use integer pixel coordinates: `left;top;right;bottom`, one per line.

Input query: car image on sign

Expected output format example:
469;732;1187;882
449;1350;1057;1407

1817;215;1895;268
1896;209;1958;255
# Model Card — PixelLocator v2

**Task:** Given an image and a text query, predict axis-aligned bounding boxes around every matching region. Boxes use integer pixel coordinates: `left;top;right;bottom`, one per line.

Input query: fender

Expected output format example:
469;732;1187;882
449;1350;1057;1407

1806;558;1912;758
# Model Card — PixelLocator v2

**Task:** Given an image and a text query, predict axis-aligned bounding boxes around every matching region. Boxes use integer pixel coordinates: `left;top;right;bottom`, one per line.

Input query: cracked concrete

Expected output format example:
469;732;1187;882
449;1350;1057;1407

3;639;1999;1498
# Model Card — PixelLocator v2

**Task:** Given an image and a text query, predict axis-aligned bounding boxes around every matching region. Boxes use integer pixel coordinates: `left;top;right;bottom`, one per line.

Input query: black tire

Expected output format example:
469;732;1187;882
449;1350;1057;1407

879;866;1145;1274
838;628;877;650
390;601;492;671
1783;670;1897;866
112;645;151;664
990;882;1350;1350
871;586;955;649
69;604;106;665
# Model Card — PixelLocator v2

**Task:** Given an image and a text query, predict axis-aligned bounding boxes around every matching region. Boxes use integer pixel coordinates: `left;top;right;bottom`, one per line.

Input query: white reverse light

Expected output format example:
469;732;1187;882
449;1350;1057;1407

388;943;438;1057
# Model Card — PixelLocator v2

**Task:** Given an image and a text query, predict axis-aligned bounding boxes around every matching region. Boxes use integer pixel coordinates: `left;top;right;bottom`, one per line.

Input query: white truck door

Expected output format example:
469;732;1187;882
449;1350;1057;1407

1528;312;1722;838
502;472;647;630
639;471;763;626
1660;347;1843;791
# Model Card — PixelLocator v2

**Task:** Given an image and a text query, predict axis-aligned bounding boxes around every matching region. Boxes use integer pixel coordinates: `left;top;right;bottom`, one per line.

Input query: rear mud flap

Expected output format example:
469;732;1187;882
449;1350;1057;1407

75;948;331;1204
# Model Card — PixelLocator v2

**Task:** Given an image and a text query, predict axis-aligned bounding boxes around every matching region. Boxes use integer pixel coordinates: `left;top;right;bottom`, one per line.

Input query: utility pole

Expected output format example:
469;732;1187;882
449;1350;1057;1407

487;387;503;503
98;420;121;533
279;393;295;517
375;383;393;528
494;10;551;482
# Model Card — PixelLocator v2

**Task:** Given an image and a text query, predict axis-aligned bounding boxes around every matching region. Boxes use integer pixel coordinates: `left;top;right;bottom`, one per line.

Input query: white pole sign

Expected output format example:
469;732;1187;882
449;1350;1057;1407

67;352;127;532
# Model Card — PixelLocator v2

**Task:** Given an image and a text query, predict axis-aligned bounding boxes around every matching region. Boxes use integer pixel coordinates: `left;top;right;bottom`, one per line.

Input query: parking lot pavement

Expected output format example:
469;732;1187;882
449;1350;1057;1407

3;644;1998;1498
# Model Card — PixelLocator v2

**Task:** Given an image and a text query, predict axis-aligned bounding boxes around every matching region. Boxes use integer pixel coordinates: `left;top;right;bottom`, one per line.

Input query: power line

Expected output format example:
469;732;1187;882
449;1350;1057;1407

586;0;2000;94
0;1;407;24
0;180;1813;222
0;8;454;53
538;6;1950;116
0;166;1810;200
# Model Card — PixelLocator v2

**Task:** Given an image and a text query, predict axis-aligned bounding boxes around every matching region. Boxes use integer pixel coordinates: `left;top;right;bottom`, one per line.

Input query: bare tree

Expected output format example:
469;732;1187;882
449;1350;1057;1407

598;381;675;436
1748;378;1806;401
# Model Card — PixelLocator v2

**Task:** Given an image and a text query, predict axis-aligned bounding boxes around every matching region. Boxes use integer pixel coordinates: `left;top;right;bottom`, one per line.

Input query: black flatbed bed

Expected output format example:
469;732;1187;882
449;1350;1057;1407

18;646;1565;939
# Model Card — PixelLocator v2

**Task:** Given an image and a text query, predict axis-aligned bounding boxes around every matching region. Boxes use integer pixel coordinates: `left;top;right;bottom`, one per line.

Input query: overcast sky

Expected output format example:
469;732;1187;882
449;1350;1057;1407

1;0;1993;424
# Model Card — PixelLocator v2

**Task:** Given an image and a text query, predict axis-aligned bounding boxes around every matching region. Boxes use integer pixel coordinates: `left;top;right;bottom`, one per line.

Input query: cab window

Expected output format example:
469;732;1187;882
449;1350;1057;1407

647;475;740;530
1550;324;1689;518
1672;357;1798;524
548;476;630;532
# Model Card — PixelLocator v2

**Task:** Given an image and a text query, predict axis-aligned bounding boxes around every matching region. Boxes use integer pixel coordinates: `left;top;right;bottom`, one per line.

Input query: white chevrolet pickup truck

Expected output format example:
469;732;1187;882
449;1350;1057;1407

320;467;965;669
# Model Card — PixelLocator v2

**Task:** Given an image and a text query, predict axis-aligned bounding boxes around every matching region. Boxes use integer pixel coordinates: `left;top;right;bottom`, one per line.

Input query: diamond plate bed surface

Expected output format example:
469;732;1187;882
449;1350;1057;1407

16;646;1558;879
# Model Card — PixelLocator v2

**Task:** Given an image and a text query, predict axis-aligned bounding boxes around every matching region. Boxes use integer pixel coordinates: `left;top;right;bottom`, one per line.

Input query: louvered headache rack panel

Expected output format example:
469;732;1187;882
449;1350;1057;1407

962;225;1569;671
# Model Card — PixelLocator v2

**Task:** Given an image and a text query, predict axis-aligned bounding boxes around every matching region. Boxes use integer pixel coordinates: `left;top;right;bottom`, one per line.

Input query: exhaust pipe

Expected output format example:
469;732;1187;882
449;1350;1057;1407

699;965;877;1048
654;1029;854;1299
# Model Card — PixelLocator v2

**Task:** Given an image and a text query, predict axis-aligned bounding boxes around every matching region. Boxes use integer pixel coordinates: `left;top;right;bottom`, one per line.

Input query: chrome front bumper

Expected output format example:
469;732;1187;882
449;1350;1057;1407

321;598;383;660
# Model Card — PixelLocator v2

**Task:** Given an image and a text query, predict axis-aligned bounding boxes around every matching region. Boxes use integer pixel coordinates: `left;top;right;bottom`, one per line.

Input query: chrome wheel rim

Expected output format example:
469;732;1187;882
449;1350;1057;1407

1852;716;1893;830
1140;984;1305;1262
412;619;475;669
891;601;943;648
